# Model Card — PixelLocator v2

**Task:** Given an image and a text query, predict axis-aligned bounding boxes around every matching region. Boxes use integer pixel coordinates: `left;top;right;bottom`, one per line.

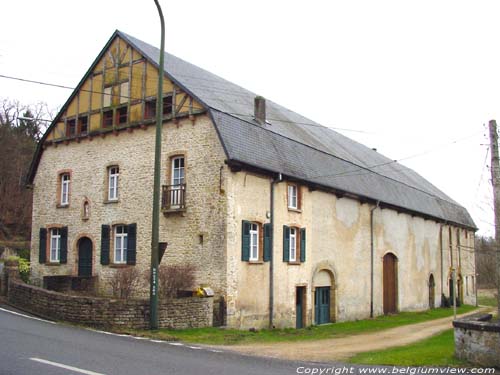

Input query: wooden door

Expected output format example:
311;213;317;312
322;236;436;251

383;253;397;314
78;237;93;277
315;287;330;324
296;287;305;329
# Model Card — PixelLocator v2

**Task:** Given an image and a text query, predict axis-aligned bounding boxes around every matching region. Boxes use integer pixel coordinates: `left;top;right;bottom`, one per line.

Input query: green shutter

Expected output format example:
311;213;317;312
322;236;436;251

300;227;306;263
39;228;47;264
100;225;110;265
241;220;251;261
283;225;290;262
127;223;137;265
263;223;271;262
60;226;68;264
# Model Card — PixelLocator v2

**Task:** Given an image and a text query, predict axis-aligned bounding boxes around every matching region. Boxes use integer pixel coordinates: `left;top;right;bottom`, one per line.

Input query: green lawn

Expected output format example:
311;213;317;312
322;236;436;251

121;305;477;345
477;295;498;308
348;329;467;366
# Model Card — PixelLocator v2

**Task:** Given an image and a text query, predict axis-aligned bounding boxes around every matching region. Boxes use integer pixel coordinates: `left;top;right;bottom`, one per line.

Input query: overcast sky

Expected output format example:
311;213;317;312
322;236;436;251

1;0;497;235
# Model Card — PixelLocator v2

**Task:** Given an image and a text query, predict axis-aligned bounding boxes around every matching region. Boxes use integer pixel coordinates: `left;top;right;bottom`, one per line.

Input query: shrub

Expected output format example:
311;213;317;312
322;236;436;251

158;264;195;299
18;248;30;261
3;256;30;283
110;267;142;299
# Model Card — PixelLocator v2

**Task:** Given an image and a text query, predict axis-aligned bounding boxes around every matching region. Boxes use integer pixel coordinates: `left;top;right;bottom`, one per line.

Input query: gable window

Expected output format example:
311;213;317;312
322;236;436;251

117;106;128;125
78;116;88;135
66;119;76;137
283;225;306;263
60;173;70;205
114;225;128;264
103;86;113;107
108;166;119;201
144;96;173;120
103;109;113;127
50;228;61;262
241;220;271;262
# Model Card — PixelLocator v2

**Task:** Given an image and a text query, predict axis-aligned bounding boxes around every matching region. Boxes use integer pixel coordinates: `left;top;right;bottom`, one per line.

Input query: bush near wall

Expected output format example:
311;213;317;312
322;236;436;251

7;281;213;329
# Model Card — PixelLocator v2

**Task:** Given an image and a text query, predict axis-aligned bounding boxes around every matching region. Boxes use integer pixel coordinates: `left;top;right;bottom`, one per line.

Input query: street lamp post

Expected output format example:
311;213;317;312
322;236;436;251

150;0;165;330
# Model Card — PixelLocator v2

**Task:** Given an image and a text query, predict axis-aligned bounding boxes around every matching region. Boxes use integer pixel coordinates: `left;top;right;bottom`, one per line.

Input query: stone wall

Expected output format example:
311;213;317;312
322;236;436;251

453;314;500;367
8;280;212;329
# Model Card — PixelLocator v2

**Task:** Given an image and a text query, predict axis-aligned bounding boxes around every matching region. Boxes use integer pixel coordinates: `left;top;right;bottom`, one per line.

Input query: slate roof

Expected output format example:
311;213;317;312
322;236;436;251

28;30;477;229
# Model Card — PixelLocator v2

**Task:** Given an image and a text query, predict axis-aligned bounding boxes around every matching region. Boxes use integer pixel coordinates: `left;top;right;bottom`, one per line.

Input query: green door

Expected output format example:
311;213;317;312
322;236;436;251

78;237;93;277
296;287;305;329
315;287;330;325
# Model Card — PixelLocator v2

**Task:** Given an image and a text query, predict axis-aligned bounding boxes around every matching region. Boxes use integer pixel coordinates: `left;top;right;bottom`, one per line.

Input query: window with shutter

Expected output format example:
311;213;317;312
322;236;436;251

300;228;306;262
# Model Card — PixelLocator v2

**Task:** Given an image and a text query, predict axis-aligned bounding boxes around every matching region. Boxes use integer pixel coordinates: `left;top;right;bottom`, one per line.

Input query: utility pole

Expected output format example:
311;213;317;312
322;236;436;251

150;0;165;330
488;119;500;319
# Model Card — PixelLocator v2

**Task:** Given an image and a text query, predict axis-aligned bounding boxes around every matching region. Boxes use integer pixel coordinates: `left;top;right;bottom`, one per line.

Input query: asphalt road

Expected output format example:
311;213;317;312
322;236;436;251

0;305;311;375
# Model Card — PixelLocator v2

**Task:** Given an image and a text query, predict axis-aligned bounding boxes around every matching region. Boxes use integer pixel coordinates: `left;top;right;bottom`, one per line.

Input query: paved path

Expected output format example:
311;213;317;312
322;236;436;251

221;308;491;363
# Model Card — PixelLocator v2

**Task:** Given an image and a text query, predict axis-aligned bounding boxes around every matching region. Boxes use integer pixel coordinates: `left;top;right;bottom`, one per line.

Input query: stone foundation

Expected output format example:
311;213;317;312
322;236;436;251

453;314;500;367
8;281;213;329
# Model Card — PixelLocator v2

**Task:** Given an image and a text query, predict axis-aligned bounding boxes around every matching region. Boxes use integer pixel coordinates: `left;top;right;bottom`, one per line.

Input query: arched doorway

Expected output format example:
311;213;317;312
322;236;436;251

313;269;335;325
383;253;398;314
78;237;93;277
429;274;435;309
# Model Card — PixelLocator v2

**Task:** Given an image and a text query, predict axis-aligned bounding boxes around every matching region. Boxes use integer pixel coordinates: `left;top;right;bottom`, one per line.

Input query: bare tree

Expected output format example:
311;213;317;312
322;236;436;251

475;236;499;289
0;98;53;241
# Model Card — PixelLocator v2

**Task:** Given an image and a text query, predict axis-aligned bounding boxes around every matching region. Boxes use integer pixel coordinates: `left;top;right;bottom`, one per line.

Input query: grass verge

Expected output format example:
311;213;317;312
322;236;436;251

347;329;467;367
119;305;477;346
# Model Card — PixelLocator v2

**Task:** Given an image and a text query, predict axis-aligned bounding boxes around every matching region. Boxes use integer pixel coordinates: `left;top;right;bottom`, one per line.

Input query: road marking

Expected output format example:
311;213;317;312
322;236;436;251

150;340;164;343
168;342;184;346
210;350;223;353
29;358;106;375
0;307;55;325
188;346;202;350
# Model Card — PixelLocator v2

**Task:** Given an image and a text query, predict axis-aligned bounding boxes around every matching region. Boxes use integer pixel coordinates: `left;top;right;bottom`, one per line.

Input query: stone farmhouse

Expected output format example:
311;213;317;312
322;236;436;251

27;30;477;329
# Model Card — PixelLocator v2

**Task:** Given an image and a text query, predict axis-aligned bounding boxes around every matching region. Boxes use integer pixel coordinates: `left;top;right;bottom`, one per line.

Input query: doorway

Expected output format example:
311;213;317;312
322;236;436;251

296;287;306;329
78;237;93;277
314;287;330;325
383;253;398;314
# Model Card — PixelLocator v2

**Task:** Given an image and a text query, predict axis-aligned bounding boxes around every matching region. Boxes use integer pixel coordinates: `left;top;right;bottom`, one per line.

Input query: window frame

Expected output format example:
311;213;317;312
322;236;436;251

288;184;298;209
116;106;128;125
249;223;259;261
60;173;70;206
114;225;128;264
108;166;120;201
171;156;185;186
289;227;297;262
49;228;61;263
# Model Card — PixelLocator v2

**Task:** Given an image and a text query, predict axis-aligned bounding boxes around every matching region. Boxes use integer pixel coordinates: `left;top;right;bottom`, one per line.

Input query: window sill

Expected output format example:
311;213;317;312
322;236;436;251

287;261;302;266
56;204;69;209
287;207;302;213
248;260;265;265
109;263;129;268
104;199;119;204
45;262;61;266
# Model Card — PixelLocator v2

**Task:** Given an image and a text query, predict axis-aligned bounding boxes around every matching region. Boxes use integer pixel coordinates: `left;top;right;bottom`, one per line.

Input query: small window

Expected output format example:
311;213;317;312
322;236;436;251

288;184;298;209
60;173;70;205
108;166;119;201
163;95;173;115
114;225;128;264
117;106;128;125
78;116;88;135
145;100;156;119
103;109;113;127
50;228;61;262
83;200;90;220
283;225;306;263
66;119;76;137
